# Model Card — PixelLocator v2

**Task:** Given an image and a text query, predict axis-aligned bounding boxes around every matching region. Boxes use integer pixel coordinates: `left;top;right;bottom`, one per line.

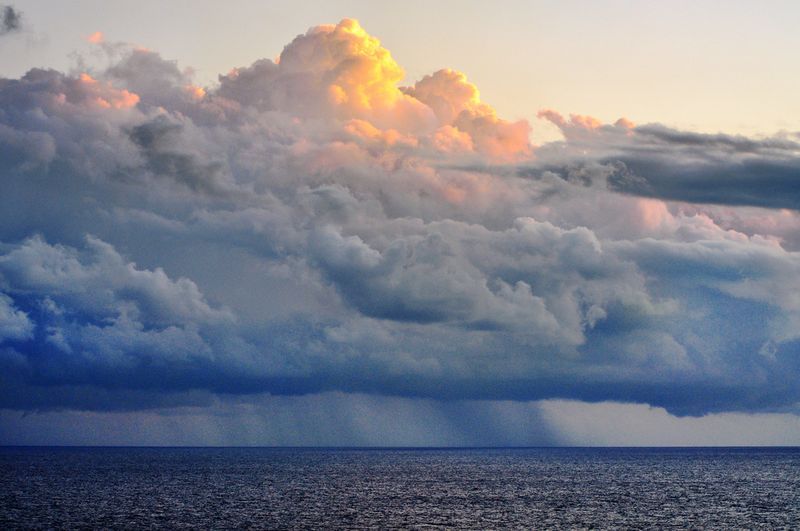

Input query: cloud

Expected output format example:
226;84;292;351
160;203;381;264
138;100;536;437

0;5;21;36
216;19;530;160
216;19;435;132
534;110;800;210
404;69;531;160
0;235;232;327
86;31;104;44
0;292;32;342
0;393;559;446
4;396;800;447
540;400;800;447
1;18;800;432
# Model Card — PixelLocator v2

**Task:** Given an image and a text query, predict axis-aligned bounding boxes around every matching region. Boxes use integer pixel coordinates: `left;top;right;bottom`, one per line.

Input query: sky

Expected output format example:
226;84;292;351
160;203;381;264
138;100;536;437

1;1;800;446
4;0;800;142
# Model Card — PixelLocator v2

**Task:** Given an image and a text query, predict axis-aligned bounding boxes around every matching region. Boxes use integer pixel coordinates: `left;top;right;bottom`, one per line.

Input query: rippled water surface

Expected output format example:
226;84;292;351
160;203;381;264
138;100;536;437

1;447;799;529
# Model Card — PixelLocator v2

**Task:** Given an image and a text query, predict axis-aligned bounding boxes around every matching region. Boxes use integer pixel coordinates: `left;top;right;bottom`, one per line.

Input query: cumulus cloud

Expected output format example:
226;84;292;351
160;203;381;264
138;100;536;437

404;69;531;159
0;292;32;342
0;235;232;327
1;17;800;432
217;19;434;132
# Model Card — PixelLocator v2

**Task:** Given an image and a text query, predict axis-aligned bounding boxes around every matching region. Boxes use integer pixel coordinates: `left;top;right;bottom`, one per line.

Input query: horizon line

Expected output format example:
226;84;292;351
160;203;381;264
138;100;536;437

3;445;800;450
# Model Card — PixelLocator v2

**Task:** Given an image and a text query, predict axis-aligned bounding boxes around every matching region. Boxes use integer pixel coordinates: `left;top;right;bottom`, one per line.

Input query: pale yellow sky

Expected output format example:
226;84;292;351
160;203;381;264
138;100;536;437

3;0;799;142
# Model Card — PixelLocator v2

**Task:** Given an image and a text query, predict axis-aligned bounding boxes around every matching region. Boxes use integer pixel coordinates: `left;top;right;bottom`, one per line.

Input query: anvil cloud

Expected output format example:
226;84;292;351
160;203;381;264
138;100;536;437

1;19;800;439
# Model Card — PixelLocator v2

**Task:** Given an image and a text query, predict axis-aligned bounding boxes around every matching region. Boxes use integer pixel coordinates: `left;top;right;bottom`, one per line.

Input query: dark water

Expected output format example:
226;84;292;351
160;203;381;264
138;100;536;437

1;447;799;529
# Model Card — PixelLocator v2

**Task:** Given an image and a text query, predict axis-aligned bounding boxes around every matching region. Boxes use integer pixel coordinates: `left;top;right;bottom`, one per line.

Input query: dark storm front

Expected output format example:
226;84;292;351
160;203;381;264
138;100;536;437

1;447;798;529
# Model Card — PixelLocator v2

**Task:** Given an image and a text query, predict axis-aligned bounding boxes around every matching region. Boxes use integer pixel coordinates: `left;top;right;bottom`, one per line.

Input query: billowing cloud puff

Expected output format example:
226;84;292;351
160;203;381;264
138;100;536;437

0;235;232;327
217;19;435;133
0;293;32;343
405;69;531;159
215;19;529;160
1;19;800;425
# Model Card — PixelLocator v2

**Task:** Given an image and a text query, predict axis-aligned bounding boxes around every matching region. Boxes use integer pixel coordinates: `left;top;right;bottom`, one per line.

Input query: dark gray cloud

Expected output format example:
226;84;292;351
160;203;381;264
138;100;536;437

606;157;800;209
535;112;800;210
0;5;21;36
1;19;800;432
128;117;234;195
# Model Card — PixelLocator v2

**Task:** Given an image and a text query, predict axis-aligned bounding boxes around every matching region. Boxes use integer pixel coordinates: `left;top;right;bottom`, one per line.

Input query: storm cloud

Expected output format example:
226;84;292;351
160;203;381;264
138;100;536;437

1;18;800;434
534;111;800;210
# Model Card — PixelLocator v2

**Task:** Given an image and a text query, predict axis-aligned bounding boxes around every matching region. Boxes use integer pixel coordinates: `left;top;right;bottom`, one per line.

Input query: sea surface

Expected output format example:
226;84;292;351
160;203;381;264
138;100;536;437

1;447;799;529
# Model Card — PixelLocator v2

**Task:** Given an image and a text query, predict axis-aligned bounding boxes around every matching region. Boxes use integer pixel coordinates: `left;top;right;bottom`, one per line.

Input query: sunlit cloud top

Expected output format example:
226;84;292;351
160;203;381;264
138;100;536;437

2;12;800;445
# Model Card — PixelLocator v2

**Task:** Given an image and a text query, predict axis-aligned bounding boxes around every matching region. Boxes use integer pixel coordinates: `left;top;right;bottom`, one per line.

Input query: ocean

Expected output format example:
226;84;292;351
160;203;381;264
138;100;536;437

1;447;798;528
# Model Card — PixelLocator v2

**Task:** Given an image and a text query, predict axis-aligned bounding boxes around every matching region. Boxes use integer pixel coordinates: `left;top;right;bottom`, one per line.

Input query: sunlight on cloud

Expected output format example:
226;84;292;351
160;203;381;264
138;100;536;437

2;18;800;444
